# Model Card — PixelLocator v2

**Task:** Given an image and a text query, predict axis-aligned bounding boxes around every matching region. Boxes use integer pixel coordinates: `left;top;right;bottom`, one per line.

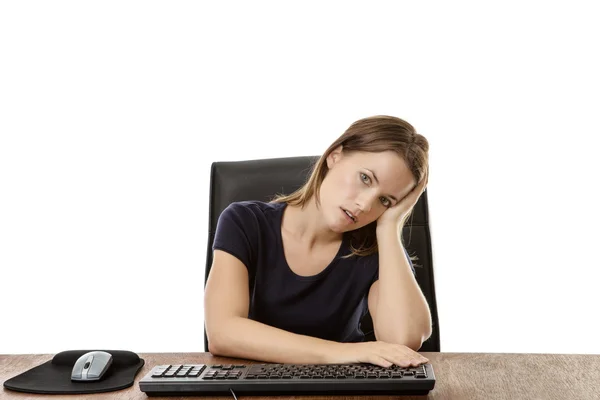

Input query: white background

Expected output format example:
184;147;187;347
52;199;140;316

1;1;599;355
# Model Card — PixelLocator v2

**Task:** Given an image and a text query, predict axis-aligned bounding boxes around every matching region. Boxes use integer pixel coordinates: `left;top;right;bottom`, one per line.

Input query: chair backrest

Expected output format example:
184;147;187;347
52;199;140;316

204;156;440;352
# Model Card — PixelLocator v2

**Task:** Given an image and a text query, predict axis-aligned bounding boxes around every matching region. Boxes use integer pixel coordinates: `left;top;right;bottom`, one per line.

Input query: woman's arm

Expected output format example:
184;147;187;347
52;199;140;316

204;250;341;363
205;249;429;367
368;225;432;350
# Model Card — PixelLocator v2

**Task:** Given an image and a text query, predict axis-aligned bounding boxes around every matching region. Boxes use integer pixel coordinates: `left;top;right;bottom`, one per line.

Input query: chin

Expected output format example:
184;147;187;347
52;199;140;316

326;213;356;233
325;215;347;233
328;222;347;234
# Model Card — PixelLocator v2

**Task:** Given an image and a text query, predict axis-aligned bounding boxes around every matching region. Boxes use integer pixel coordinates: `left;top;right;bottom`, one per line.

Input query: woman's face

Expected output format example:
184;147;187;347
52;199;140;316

319;146;416;233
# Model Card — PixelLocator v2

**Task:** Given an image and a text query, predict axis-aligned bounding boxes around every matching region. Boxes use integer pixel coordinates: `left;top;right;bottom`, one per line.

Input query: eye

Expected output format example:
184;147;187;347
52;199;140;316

360;172;371;184
380;197;391;207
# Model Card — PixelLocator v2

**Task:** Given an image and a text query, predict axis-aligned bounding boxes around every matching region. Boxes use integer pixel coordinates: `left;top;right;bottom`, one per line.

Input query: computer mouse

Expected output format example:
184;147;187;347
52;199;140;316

71;351;113;381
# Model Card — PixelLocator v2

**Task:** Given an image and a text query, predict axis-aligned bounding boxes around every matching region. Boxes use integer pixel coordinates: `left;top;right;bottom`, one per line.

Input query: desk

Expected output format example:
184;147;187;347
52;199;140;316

1;352;599;400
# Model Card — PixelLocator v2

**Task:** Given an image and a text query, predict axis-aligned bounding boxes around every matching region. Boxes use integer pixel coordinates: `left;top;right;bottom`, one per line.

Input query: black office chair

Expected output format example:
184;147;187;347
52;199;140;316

204;156;440;352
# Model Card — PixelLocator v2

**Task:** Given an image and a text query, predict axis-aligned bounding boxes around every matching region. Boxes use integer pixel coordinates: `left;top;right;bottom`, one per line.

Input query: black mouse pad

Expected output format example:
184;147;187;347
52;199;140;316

3;350;145;394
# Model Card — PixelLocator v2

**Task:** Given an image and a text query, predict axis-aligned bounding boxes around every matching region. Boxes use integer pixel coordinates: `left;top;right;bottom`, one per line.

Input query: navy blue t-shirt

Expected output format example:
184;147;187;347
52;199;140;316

211;200;414;343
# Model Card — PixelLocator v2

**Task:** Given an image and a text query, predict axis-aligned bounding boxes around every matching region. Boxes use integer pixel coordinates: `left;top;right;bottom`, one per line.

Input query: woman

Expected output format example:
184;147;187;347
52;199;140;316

204;115;431;368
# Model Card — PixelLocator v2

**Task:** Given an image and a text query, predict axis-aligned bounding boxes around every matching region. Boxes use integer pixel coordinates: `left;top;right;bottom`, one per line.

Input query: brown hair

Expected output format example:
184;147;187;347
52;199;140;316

270;115;429;259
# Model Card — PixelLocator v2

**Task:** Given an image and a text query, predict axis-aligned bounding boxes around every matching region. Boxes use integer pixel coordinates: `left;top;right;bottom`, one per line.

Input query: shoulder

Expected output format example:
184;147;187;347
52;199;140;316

221;200;285;221
218;201;286;234
213;201;286;268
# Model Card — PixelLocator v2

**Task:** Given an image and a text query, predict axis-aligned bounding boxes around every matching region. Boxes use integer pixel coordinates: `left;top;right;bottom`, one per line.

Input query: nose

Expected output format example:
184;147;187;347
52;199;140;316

356;192;376;214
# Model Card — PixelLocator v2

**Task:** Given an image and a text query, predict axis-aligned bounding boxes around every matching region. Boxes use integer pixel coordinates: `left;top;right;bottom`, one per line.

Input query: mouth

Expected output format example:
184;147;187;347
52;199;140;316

341;208;356;224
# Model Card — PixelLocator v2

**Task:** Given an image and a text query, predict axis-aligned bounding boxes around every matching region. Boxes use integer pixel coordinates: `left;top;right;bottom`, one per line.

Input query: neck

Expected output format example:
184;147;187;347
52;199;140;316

282;197;342;249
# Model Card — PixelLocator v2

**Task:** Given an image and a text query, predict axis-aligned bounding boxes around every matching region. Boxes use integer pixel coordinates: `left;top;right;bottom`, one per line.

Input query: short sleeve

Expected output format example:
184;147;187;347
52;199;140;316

212;202;257;273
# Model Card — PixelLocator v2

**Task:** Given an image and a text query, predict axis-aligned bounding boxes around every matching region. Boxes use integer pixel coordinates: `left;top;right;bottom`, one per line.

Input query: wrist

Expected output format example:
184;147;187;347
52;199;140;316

376;222;400;236
323;341;349;364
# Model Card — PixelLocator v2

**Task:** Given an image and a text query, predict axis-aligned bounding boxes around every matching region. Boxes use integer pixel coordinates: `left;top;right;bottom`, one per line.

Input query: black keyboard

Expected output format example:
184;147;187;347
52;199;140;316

139;362;436;396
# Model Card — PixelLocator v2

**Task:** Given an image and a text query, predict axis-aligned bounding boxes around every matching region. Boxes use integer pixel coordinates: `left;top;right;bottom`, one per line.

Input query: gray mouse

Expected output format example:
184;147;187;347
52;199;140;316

71;351;113;381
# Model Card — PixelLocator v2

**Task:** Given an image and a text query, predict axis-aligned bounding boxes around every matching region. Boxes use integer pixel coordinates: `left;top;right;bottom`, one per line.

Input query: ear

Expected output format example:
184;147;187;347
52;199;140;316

326;145;343;168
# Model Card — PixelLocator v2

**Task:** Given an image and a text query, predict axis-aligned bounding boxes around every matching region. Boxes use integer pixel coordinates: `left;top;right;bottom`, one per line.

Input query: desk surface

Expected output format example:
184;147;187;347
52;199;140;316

1;352;599;400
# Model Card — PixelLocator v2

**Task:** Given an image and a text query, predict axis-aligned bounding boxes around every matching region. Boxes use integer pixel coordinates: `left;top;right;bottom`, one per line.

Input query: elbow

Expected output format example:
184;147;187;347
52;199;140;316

207;338;225;356
374;330;421;351
206;318;238;356
416;327;433;351
375;324;432;352
418;320;433;349
408;323;433;351
206;331;220;355
207;332;234;357
206;323;227;356
400;336;425;352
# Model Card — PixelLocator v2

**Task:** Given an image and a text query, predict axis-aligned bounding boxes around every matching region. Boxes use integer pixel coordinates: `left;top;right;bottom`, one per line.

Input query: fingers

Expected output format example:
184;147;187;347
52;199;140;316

411;171;428;197
370;355;393;368
404;348;429;364
389;347;429;368
403;357;428;368
379;355;428;368
420;172;428;191
392;357;427;368
374;355;427;368
365;342;430;369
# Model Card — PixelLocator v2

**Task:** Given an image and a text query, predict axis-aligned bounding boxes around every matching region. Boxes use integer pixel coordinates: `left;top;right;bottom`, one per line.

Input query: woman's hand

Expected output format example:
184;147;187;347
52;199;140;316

377;169;429;229
330;341;429;368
